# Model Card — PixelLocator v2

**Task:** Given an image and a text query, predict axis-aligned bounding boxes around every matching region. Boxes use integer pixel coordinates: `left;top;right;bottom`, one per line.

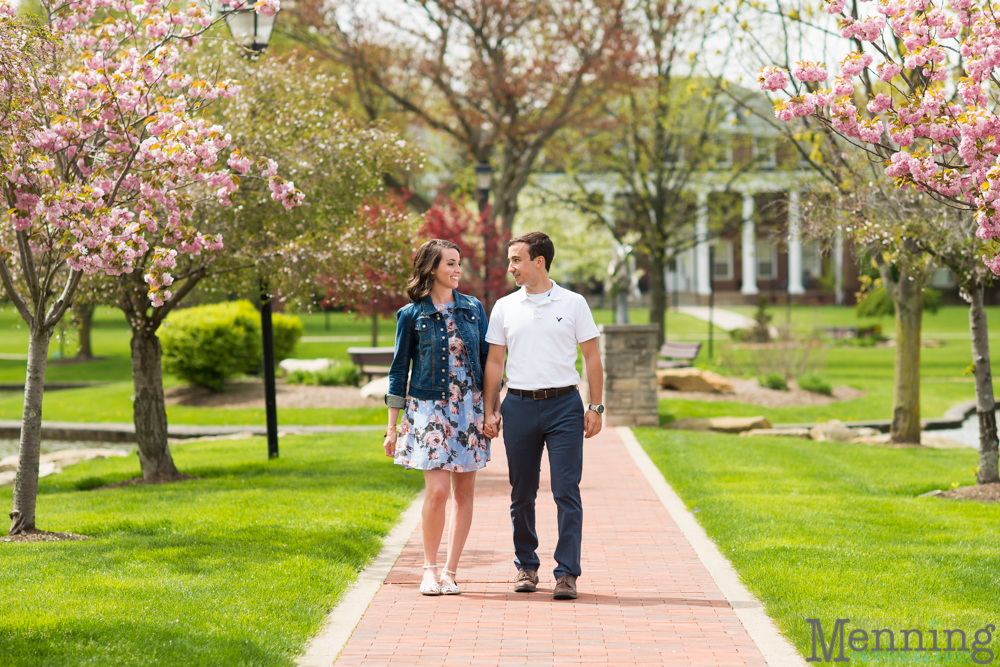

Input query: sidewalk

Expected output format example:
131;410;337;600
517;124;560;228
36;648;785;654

327;427;792;666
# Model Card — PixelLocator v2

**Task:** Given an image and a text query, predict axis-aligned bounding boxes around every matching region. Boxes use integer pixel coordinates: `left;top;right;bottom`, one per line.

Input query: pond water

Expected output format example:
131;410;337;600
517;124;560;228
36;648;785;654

930;412;987;449
0;439;134;460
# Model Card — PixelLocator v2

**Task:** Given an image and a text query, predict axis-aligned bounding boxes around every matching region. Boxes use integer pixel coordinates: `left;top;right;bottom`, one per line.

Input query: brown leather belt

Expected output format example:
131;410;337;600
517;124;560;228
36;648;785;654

507;386;577;400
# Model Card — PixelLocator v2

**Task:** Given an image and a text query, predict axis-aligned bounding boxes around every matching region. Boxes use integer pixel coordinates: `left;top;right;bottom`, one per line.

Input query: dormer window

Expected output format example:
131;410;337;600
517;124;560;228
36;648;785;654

752;137;776;170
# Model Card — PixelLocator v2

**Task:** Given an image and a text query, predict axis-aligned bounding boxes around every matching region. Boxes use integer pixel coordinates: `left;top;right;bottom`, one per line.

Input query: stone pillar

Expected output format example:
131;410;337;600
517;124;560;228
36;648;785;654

787;191;805;295
740;194;758;295
695;192;711;296
834;228;845;305
598;324;660;427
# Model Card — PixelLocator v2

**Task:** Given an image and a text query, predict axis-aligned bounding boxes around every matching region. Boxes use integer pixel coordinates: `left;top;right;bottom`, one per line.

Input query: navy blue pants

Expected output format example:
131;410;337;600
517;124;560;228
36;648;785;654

501;389;585;580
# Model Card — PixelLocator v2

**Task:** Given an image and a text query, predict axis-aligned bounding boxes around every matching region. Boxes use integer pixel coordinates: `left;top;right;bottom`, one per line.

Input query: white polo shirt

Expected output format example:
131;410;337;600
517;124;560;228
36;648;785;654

485;280;600;390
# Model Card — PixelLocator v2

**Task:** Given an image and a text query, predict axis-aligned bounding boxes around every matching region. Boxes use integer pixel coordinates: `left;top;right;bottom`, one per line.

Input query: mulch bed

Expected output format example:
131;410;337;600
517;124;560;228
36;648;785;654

94;473;200;491
2;528;90;543
935;482;1000;503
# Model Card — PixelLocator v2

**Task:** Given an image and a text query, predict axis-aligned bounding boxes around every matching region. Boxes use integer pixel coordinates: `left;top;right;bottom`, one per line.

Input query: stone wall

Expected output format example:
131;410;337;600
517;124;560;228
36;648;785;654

598;324;659;427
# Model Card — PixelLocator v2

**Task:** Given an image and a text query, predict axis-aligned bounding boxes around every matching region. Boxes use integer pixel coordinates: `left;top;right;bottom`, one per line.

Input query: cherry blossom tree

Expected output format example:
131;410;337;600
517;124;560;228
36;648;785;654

0;0;300;535
287;0;635;306
71;52;418;482
750;0;999;480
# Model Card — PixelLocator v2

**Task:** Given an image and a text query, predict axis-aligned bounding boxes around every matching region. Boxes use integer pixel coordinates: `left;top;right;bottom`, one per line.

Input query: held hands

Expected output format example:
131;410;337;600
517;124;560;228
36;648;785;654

584;409;603;439
383;430;397;457
483;409;501;439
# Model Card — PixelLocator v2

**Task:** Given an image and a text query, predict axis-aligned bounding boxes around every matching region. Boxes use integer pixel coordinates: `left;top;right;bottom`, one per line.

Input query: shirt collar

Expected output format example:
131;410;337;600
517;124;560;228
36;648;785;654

516;280;562;302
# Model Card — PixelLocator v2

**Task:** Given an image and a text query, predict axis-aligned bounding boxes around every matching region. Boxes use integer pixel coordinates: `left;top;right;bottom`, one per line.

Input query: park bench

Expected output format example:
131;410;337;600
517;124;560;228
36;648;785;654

822;326;859;339
346;347;395;382
657;341;702;369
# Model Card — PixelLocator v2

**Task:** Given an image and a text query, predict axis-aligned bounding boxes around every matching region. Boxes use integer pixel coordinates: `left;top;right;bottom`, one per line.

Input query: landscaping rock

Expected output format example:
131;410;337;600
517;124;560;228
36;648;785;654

360;375;391;399
708;416;771;433
278;358;330;374
0;460;59;485
809;419;856;442
0;448;129;486
663;418;712;431
656;368;734;393
920;434;968;449
42;448;129;466
740;428;811;438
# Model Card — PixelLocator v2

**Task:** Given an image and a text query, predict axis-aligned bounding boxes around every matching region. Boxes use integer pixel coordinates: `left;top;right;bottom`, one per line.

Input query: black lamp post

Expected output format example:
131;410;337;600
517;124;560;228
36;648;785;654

218;0;278;52
475;162;493;300
220;0;280;458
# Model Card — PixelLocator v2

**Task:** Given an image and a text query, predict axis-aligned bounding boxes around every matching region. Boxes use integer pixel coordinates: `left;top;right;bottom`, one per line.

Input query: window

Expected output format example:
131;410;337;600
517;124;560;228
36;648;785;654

802;243;823;281
752;136;776;170
756;240;777;279
711;241;733;280
664;144;684;168
929;267;957;288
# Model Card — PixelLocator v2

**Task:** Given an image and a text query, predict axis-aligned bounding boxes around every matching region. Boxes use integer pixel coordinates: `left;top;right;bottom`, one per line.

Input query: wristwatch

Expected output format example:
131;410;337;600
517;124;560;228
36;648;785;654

587;404;605;414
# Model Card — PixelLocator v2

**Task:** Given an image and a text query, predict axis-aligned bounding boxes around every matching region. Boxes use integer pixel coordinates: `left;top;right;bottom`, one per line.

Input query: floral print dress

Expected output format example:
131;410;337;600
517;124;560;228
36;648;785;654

395;303;490;473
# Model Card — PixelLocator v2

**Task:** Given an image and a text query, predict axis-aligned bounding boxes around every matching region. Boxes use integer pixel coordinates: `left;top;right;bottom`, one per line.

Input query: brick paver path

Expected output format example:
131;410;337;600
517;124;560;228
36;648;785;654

335;427;768;666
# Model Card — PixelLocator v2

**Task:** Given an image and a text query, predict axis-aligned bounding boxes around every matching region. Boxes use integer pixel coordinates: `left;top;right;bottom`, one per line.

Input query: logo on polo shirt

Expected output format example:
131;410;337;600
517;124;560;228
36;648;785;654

556;317;563;322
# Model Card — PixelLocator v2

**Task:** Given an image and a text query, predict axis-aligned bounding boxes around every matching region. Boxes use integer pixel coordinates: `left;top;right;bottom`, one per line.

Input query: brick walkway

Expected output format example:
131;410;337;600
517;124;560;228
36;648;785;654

335;427;769;666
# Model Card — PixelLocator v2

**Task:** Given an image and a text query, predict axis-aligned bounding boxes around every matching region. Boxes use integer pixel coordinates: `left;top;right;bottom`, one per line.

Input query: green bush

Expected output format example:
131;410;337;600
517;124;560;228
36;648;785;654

856;286;942;318
286;362;361;387
161;301;261;391
759;372;788;391
797;373;832;396
271;314;304;363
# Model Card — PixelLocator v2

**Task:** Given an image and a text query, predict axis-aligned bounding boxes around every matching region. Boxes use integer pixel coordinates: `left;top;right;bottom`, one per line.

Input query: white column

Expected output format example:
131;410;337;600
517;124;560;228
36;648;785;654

834;228;845;305
740;193;758;295
695;192;711;296
787;191;805;295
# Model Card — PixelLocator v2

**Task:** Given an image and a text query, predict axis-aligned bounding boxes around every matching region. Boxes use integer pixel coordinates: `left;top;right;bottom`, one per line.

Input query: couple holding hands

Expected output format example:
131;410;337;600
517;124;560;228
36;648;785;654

382;232;605;600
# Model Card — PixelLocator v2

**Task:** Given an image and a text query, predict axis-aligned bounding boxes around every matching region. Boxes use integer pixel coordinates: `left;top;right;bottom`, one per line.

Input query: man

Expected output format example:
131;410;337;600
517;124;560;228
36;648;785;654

482;231;604;601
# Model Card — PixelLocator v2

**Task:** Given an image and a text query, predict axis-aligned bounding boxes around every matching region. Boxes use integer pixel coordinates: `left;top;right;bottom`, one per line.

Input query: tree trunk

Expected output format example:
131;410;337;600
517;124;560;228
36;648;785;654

75;303;94;360
967;281;999;484
648;253;667;347
371;311;378;347
9;327;51;534
131;328;181;481
891;269;922;444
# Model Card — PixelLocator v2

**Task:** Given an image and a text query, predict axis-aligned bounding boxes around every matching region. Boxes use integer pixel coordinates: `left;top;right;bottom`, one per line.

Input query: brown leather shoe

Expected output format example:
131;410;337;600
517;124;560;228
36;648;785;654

513;569;539;593
552;575;578;600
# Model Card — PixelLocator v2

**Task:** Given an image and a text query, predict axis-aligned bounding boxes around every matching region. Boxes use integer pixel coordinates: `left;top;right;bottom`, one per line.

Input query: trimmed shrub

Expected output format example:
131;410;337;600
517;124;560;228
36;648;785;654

271;314;304;364
286;362;361;387
797;373;832;396
856;286;942;318
759;372;788;391
161;301;261;391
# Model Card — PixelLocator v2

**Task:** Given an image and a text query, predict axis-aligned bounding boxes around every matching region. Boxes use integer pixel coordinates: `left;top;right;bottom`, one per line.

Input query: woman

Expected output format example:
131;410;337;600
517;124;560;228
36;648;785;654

384;239;490;596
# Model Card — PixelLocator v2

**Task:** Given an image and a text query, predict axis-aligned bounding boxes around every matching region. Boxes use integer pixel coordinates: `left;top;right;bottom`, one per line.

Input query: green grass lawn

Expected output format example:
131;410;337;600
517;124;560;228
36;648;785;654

0;383;385;426
0;432;421;667
635;428;1000;665
1;303;995;426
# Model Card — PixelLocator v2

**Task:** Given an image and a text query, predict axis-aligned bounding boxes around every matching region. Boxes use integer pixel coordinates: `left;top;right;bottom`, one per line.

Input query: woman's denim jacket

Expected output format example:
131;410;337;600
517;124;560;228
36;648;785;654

384;290;489;407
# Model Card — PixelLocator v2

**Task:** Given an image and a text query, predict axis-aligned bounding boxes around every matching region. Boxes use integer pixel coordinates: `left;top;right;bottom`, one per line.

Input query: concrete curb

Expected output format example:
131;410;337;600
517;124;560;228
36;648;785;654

297;489;425;667
618;426;807;667
0;420;383;443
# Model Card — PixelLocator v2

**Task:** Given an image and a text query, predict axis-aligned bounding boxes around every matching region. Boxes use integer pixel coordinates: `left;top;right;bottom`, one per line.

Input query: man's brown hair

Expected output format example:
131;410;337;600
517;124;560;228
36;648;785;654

508;231;554;272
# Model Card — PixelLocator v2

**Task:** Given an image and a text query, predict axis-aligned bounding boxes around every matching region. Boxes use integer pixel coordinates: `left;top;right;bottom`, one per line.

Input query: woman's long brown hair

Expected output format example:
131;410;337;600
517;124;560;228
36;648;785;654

406;239;462;303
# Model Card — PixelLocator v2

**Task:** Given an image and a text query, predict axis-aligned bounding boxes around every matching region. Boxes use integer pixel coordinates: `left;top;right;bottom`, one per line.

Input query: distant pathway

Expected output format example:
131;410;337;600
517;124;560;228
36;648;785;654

315;426;803;666
677;307;755;332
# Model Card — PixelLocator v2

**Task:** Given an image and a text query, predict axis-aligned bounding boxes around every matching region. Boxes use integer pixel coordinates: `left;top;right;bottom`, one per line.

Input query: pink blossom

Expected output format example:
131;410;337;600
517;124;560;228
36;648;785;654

833;77;854;95
867;94;893;114
877;61;901;81
757;66;789;92
840;52;874;78
791;61;828;82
